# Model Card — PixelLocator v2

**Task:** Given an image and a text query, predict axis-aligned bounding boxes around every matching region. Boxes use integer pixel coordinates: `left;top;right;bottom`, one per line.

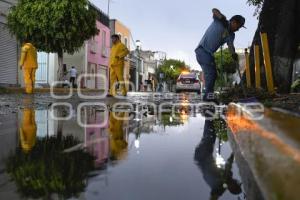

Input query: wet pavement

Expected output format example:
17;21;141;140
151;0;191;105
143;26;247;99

0;94;245;200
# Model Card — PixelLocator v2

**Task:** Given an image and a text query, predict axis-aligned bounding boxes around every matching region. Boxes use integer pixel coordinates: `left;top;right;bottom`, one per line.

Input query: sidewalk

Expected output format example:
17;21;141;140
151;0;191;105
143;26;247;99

227;103;300;200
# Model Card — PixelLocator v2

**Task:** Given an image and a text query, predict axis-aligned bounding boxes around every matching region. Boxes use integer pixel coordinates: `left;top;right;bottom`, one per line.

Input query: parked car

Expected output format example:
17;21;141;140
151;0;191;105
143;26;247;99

176;72;201;94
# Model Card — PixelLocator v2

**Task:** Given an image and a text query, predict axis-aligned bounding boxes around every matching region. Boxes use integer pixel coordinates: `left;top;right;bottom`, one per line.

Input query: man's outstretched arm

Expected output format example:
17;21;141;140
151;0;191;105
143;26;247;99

212;8;228;27
212;8;225;20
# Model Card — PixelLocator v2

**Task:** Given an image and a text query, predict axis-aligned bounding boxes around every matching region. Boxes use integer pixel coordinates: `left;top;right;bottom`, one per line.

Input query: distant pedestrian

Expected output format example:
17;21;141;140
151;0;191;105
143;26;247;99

195;8;245;101
69;66;77;88
19;39;38;94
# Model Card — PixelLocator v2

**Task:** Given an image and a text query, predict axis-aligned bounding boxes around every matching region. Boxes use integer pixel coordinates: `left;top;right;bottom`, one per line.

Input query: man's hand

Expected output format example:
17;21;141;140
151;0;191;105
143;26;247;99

212;8;228;27
212;8;224;19
232;53;239;61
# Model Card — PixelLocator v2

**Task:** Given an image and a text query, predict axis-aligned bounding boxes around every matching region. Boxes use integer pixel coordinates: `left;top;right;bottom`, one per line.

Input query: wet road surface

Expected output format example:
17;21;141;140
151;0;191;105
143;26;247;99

0;95;245;200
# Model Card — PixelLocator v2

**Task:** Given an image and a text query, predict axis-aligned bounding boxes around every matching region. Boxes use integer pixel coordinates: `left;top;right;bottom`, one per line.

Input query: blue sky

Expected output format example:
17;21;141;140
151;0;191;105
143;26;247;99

90;0;258;69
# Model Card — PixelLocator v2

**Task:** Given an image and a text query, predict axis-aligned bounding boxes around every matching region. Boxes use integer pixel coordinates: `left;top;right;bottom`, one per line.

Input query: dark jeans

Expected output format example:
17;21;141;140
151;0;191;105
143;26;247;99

195;48;217;100
70;77;76;88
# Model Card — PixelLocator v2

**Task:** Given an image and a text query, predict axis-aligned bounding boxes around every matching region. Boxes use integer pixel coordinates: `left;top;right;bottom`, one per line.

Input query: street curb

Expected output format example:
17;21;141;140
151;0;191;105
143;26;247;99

226;103;300;200
271;107;300;118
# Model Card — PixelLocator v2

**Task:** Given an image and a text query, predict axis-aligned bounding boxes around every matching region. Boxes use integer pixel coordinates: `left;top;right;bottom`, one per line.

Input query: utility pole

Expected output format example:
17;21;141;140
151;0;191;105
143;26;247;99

107;0;111;16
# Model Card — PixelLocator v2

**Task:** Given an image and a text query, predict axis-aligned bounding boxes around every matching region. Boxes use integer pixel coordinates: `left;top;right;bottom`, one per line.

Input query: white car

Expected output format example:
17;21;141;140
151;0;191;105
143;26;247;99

176;72;201;94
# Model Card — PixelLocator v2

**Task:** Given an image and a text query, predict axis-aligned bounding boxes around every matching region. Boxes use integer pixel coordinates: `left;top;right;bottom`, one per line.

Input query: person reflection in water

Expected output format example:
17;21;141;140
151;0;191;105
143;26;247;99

194;119;242;200
109;112;128;161
19;96;37;153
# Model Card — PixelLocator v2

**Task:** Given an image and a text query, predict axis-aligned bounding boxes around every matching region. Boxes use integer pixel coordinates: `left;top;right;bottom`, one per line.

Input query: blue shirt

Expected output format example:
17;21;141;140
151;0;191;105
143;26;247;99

195;18;235;56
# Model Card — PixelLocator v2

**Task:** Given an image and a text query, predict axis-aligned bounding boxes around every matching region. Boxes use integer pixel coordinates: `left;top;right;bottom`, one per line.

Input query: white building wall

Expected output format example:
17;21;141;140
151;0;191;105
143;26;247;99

63;47;86;78
48;53;58;86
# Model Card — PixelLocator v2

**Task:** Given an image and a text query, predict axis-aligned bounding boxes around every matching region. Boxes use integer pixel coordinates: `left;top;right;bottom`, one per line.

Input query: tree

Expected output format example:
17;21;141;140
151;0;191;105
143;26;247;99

247;0;264;15
247;0;300;93
155;59;189;82
214;48;236;88
7;0;99;80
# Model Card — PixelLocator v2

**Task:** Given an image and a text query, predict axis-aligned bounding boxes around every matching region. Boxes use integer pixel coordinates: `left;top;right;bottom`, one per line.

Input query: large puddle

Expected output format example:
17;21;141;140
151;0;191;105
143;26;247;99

0;96;245;200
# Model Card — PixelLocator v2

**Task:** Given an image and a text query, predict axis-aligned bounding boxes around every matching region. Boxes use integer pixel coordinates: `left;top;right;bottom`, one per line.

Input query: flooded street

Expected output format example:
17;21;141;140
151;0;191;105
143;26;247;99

0;96;245;200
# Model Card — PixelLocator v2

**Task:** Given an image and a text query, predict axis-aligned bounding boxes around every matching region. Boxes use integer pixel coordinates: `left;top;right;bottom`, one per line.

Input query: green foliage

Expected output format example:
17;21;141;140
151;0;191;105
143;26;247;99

159;113;184;127
214;48;236;88
6;135;95;199
291;78;300;93
213;119;228;142
156;59;189;82
247;0;264;6
7;0;99;55
247;0;264;15
214;48;236;74
0;86;9;94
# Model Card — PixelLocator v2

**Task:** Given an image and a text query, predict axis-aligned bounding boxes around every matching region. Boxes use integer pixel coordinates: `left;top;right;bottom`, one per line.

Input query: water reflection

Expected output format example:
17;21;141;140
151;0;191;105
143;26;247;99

19;97;37;153
1;101;245;200
159;105;193;127
109;112;128;161
6;99;95;199
85;108;109;168
6;135;95;199
194;118;242;200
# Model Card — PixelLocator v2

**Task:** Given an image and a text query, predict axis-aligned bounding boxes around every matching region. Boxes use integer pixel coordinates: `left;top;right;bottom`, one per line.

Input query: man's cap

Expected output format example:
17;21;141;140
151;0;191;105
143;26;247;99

230;15;246;28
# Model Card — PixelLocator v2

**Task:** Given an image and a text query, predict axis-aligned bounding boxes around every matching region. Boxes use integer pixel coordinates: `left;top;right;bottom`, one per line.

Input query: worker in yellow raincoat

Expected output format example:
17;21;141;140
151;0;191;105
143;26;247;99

19;96;37;153
109;112;128;160
109;34;129;96
19;40;38;94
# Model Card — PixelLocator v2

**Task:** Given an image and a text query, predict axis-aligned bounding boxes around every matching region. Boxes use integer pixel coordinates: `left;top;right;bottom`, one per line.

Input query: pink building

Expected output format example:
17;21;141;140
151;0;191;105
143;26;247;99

61;3;110;90
85;108;109;167
85;5;110;90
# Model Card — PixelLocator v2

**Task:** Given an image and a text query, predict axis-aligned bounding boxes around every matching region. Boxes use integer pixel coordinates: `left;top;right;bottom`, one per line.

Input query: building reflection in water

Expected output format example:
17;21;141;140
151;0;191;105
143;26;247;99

194;118;242;200
85;107;110;168
5;101;229;199
84;108;130;166
6;103;95;199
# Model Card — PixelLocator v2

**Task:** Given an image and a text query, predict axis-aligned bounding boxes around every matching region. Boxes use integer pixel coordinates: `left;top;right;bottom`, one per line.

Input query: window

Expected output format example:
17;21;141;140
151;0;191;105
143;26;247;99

124;37;128;48
102;31;106;51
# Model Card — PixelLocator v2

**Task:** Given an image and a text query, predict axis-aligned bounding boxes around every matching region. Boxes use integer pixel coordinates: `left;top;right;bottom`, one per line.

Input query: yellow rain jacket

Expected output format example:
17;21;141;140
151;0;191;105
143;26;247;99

109;41;129;96
19;43;38;94
109;41;129;67
19;43;38;69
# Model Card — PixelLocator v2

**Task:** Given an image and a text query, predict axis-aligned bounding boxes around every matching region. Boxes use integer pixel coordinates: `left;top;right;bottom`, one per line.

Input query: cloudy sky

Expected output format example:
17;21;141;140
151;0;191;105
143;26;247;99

90;0;258;69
